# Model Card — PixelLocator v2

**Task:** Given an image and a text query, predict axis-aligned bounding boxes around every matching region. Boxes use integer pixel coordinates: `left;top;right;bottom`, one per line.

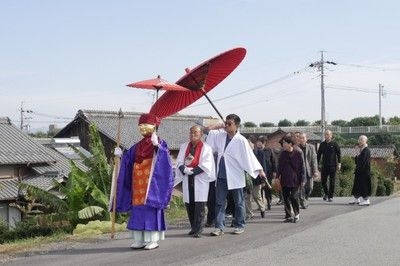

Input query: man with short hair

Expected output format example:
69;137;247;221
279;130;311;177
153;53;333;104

298;132;319;208
317;130;341;202
175;125;215;238
206;114;266;236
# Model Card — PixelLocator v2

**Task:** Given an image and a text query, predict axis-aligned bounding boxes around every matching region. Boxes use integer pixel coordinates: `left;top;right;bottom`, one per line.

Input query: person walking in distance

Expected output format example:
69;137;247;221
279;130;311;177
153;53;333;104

349;135;371;206
298;132;319;209
317;130;341;202
277;134;305;223
175;125;215;238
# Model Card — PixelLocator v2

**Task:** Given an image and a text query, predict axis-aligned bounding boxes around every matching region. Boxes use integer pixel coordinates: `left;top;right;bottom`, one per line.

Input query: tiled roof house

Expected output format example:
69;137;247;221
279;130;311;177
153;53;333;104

54;109;219;160
0;117;89;228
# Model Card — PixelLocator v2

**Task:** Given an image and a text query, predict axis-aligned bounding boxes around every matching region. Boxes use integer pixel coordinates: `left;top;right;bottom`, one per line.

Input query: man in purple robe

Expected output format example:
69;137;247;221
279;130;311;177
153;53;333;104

115;113;174;250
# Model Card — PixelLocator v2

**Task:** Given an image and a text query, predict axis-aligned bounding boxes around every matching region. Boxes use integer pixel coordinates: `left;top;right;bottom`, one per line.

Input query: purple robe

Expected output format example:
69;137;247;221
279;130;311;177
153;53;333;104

116;140;174;231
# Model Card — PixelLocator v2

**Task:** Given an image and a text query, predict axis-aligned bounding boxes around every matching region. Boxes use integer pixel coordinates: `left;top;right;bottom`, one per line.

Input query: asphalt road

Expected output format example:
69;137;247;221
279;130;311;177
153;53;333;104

4;196;399;266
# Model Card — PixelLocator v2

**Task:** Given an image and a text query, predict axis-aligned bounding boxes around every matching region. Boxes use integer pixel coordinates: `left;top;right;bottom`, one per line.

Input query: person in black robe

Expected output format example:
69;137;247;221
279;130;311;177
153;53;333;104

349;135;371;206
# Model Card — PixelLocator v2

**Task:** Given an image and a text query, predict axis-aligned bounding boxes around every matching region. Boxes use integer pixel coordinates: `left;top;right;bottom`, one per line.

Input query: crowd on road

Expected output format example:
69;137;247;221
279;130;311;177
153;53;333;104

113;113;372;250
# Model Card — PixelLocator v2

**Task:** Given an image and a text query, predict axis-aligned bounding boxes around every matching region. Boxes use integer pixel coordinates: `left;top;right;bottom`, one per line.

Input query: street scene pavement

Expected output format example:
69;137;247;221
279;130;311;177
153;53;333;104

4;196;399;266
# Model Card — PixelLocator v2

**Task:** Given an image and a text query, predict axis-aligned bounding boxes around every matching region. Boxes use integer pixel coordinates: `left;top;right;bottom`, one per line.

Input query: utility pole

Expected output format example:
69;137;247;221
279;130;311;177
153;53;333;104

320;51;325;141
18;101;33;131
309;51;336;141
379;83;384;129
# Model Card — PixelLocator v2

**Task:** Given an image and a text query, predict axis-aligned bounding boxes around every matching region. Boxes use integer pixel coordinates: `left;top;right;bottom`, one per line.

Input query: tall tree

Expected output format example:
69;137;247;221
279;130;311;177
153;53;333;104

331;119;348;127
243;121;257;128
294;120;310;126
387;116;400;125
259;122;275;127
278;119;292;127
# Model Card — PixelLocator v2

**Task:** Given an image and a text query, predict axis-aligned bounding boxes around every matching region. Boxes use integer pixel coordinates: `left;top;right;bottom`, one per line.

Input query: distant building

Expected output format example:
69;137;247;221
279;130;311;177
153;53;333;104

0;117;89;228
54;109;219;161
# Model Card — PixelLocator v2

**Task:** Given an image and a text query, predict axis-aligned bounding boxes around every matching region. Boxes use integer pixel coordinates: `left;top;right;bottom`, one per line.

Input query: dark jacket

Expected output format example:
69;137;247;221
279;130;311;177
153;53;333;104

278;149;305;188
317;140;341;168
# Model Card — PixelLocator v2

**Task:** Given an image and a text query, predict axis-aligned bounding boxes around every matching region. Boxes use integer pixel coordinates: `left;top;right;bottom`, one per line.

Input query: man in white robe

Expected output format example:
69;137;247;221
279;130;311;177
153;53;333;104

206;114;266;236
175;125;215;238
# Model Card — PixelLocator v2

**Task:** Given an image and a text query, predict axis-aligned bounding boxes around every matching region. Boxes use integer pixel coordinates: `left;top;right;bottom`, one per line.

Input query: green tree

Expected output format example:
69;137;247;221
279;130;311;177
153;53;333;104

294;120;310;126
243;121;257;127
347;115;382;127
278;119;292;127
331;119;348;127
17;124;112;227
312;120;321;126
387;116;400;125
259;122;275;127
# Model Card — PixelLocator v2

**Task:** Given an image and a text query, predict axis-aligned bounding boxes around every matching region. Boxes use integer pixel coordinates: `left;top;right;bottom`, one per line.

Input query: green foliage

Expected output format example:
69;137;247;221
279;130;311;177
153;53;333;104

347;115;382;127
19;182;68;214
0;217;72;244
243;121;257;127
387;116;400;125
294;120;310;126
166;196;187;222
78;206;105;220
331;119;348;127
259;122;275;127
278;119;292;127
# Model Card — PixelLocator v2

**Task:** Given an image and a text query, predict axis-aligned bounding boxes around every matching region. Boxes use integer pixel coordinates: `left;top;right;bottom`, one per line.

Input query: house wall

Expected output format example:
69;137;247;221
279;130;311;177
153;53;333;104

0;165;14;178
0;203;20;229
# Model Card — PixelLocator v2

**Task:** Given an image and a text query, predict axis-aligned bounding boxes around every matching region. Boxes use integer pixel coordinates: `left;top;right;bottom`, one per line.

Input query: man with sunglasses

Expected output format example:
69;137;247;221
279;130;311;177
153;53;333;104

205;114;266;236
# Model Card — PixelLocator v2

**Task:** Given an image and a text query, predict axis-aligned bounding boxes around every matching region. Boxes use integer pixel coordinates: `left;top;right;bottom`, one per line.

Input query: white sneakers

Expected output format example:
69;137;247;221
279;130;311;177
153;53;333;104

144;242;159;250
348;197;360;205
130;241;159;250
349;197;370;206
130;241;146;249
359;198;370;206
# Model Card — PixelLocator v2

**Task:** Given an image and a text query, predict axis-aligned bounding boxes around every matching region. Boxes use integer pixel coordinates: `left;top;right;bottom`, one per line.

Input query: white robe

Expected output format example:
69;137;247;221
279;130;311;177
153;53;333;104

175;141;215;203
206;129;262;190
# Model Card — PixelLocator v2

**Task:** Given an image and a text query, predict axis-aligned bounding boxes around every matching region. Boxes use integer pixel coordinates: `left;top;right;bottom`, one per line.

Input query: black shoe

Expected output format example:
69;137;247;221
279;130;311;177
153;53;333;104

283;217;293;223
267;204;271;210
204;222;213;227
301;205;308;209
193;233;202;238
260;211;265;218
188;230;195;235
323;195;328;201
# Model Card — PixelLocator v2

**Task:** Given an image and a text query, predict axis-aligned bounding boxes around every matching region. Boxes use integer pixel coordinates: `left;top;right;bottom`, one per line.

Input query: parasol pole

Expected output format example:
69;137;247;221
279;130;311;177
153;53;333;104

200;89;224;121
110;108;123;239
185;68;224;121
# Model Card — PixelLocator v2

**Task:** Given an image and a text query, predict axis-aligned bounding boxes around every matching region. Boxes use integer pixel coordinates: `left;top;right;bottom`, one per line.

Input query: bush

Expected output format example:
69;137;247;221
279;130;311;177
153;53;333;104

0;217;73;244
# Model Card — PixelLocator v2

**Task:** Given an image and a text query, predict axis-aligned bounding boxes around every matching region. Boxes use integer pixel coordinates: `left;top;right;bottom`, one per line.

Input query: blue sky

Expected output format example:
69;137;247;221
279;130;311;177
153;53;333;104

1;0;399;131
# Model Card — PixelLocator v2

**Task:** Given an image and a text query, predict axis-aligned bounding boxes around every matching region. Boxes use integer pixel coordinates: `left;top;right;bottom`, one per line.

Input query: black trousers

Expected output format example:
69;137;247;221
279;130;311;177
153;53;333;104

186;175;205;234
321;166;336;198
206;181;216;225
282;186;300;218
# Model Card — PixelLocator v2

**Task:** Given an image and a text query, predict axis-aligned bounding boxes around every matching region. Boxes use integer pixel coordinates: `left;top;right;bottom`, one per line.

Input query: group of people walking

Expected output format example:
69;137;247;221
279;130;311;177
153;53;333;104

113;113;372;250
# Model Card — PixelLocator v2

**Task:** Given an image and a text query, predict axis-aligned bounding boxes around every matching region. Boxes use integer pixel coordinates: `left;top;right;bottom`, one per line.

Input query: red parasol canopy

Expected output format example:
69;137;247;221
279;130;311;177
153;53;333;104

149;47;246;119
127;75;188;92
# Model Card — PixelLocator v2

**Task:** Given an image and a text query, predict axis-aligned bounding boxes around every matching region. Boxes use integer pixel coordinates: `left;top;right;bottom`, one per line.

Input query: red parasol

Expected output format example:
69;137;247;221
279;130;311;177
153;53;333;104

149;47;246;120
126;75;188;101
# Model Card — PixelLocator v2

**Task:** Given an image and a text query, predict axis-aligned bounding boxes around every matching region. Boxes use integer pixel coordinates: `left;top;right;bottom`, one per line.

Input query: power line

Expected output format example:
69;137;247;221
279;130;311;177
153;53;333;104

189;67;308;108
335;63;400;71
327;84;400;95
